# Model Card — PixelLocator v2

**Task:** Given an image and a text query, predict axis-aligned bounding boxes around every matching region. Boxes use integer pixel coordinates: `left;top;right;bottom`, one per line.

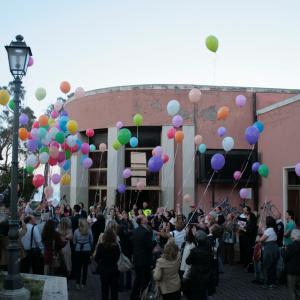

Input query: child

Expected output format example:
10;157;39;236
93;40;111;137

252;236;263;284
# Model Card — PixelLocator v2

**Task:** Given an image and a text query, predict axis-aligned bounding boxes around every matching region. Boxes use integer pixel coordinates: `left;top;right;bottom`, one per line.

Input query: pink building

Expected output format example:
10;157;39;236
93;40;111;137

64;84;300;223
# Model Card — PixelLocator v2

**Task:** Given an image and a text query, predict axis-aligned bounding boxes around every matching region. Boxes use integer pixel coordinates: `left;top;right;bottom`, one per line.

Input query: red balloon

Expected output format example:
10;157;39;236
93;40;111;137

86;128;94;138
61;142;70;151
162;154;169;164
48;156;58;166
32;174;45;189
167;128;176;139
70;144;79;153
32;121;39;129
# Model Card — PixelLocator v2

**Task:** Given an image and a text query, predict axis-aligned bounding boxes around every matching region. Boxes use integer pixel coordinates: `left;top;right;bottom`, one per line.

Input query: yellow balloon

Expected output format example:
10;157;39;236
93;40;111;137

48;118;56;127
0;90;10;106
61;173;71;185
67;120;78;134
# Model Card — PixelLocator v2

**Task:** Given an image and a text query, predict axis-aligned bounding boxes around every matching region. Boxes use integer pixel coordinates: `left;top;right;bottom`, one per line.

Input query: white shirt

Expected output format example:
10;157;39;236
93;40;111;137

171;230;186;248
21;223;43;250
264;227;277;242
180;242;195;272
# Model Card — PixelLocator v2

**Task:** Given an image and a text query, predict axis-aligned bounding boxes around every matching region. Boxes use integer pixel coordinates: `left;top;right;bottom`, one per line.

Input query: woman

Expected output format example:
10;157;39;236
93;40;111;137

153;239;181;300
223;213;236;265
73;218;93;289
65;204;73;217
259;216;279;289
42;219;66;276
57;217;73;276
87;206;97;227
95;228;120;300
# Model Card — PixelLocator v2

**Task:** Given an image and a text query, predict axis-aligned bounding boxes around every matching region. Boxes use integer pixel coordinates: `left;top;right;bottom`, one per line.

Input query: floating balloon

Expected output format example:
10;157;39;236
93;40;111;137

49;146;59;159
252;162;260;173
162;153;169;164
253;121;264;133
86;128;94;138
233;171;242;181
194;135;203;145
8;99;14;111
35;88;46;101
75;87;85;98
39;115;48;127
129;137;138;148
148;156;163;172
211;153;225;171
39;152;49;164
25;165;34;174
49;127;59;139
67;120;78;135
55;132;65;144
172;115;183;128
66;135;77;148
205;35;219;53
59;116;69;132
57;151;66;163
112;140;122;151
167;99;180;116
63;160;71;171
50;111;59;119
136;181;145;191
153;146;163;157
189;88;202;104
117;128;132;145
183;194;192;203
295;163;300;177
116;121;123;129
235;95;247;108
44;186;53;199
222;136;234;152
123;168;132;179
258;164;269;178
60;81;71;94
81;143;90;155
99;143;107;152
217;106;230;120
239;188;248;199
133;114;143;126
19;113;29;125
19;128;28;141
117;184;126;193
89;144;96;152
175;131;184;143
245;126;260;145
54;102;63;112
0;90;10;106
83;157;93;169
61;173;71;185
27;139;39;152
39;146;49;154
28;56;34;67
217;127;226;137
60;111;68;117
48;156;58;166
27;154;38;167
32;174;45;189
198;144;207;154
52;174;61;185
167;128;176;139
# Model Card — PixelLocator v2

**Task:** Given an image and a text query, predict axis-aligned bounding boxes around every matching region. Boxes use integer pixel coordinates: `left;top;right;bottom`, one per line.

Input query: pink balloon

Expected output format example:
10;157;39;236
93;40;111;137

28;56;34;67
233;171;242;181
153;146;163;157
239;188;248;199
194;135;203;145
44;186;53;199
81;143;90;155
122;168;132;179
57;151;66;163
51;110;59;119
116;121;123;129
162;153;169;164
32;174;45;189
189;88;202;103
51;174;61;184
172;115;183;128
136;181;145;191
50;141;60;149
75;87;85;98
235;95;247;108
86;128;94;138
83;157;93;169
99;143;107;153
49;146;59;159
183;194;192;203
54;102;63;112
295;163;300;177
167;128;176;139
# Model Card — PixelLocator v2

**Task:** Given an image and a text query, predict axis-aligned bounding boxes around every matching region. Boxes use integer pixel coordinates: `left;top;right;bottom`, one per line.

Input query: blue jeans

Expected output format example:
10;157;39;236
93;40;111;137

253;260;263;281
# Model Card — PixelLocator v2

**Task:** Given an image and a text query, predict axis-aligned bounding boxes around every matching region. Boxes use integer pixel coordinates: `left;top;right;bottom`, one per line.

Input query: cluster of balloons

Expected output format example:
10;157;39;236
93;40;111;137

166;99;184;143
148;146;169;173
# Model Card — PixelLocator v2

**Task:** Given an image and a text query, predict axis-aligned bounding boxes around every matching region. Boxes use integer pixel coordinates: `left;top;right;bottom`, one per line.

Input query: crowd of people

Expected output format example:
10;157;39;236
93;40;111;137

0;198;299;300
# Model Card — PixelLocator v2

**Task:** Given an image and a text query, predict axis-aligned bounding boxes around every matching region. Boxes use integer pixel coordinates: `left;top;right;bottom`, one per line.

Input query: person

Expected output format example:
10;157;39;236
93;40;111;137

79;202;88;218
237;210;248;265
186;230;213;300
284;229;300;300
64;204;73;217
87;206;97;227
73;218;94;289
153;239;181;300
95;228;120;300
42;219;67;276
275;212;284;247
131;215;154;300
215;206;225;226
170;221;186;249
71;204;81;232
142;202;152;217
284;210;297;246
52;206;61;228
91;213;106;251
188;205;204;224
252;236;263;284
259;216;279;289
222;213;236;265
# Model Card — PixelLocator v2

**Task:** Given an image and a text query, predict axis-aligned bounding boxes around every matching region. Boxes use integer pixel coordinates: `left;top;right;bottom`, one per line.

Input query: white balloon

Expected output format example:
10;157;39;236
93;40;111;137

27;154;38;167
66;135;76;147
222;137;235;152
39;152;49;164
167;99;180;116
30;128;39;139
41;134;51;146
49;127;59;139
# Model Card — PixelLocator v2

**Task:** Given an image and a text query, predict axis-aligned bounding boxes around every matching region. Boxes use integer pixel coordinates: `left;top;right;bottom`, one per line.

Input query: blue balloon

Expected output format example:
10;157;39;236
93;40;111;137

211;153;225;171
76;139;82;151
130;137;138;148
148;156;163;172
117;184;126;193
89;144;96;152
245;126;260;145
63;160;71;171
37;127;47;139
253;121;264;133
60;111;69;117
198;144;207;154
59;116;69;132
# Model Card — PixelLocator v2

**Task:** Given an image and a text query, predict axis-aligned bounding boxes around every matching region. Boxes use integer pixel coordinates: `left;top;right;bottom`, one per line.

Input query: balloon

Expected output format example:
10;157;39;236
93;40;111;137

54;102;63;112
194;135;203;145
133;114;143;126
198;144;207;154
48;156;58;166
136;181;145;191
41;134;51;146
235;95;247;107
117;184;126;193
183;194;192;203
99;143;107;152
60;81;71;94
35;88;46;101
112;140;122;151
27;139;39;152
66;135;77;148
39;152;49;164
60;111;68;117
51;174;61;184
57;151;66;163
211;153;225;171
295;163;300;177
83;157;93;169
188;88;202;104
65;149;71;160
39;146;49;154
67;120;78;135
8;99;14;111
27;154;38;167
167;99;180;116
129;137;138;148
117;128;132;145
32;174;45;188
19;113;29;125
217;106;230;120
50;141;60;149
63;160;71;171
167;128;176;139
39;115;48;127
61;173;71;185
86;128;94;138
32;121;39;129
175;131;184;143
245;126;260;145
18;128;28;141
81;143;90;155
89;144;96;152
28;56;34;67
75;87;85;98
44;186;53;199
253;121;264;133
0;90;10;106
153;146;163;157
123;168;132;179
116;121;123;129
258;164;269;178
38;127;47;139
252;162;260;173
217;127;226;137
55;132;65;144
233;171;242;181
25;165;34;174
148;156;163;172
205;35;219;53
222;136;234;152
172;115;183;128
162;153;169;164
31;128;39;139
49;146;59;159
239;188;248;199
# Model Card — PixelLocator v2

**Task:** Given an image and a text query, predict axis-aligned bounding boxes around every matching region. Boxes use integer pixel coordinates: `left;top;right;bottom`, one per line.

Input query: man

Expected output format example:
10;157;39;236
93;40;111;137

188;205;204;224
215;206;225;226
284;210;296;246
275;212;284;247
71;204;81;232
79;202;88;218
142;202;152;217
131;215;154;300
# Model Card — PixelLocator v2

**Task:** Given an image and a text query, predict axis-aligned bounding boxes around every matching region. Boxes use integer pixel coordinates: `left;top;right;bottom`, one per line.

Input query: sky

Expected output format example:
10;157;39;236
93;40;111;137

0;0;300;116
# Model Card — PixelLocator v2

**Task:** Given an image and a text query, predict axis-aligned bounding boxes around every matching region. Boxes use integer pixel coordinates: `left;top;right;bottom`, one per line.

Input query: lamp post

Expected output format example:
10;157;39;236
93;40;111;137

0;35;32;300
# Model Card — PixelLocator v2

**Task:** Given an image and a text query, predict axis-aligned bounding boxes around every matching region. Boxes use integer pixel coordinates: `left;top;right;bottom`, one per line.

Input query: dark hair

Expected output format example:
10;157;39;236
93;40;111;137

73;204;81;213
286;210;294;219
266;216;276;229
42;220;56;242
136;216;143;225
79;202;84;208
24;215;32;224
186;226;196;244
102;228;117;248
245;206;251;213
217;206;222;211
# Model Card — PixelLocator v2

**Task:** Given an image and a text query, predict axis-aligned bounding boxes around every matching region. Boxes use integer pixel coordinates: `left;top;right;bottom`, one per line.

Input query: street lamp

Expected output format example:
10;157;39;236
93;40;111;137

1;35;32;300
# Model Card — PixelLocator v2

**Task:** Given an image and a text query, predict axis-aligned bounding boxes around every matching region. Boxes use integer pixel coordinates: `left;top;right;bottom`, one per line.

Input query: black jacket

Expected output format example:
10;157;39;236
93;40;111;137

95;243;120;275
284;241;300;275
91;216;105;249
119;219;133;258
71;214;81;233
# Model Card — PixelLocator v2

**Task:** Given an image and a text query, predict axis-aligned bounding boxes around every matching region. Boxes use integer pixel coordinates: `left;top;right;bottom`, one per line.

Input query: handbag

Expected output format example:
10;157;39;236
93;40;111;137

117;242;132;272
141;278;162;300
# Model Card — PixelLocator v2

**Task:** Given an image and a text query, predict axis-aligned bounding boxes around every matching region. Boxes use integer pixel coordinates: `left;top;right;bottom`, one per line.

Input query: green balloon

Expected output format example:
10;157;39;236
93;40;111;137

65;149;71;160
26;165;34;174
112;140;122;151
55;132;65;144
35;87;46;101
117;128;132;145
258;164;269;178
205;35;219;53
39;146;49;154
8;99;14;111
133;113;143;126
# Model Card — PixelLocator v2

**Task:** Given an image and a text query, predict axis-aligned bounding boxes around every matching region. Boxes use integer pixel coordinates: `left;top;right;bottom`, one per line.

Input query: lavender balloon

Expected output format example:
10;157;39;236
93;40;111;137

235;95;247;107
27;139;39;152
211;153;225;171
148;156;163;172
217;127;226;137
83;157;93;169
117;184;126;193
116;121;123;129
239;188;248;199
51;174;61;184
252;162;260;173
19;113;29;125
245;126;260;145
123;168;132;179
153;146;163;157
172;115;183;128
295;163;300;177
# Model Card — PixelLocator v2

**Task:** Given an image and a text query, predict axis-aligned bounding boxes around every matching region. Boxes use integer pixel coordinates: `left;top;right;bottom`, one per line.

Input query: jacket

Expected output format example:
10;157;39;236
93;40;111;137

153;253;181;294
95;243;120;275
284;241;300;275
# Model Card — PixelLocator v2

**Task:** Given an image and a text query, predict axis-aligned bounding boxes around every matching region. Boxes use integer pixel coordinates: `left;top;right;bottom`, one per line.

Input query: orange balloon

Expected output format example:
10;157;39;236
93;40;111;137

39;115;49;127
60;81;71;94
19;128;28;141
175;131;184;143
217;106;230;120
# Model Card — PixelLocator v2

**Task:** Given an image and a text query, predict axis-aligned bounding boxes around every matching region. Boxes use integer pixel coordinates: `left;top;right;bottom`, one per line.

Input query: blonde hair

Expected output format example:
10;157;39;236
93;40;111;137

163;239;178;261
58;217;71;236
78;218;89;235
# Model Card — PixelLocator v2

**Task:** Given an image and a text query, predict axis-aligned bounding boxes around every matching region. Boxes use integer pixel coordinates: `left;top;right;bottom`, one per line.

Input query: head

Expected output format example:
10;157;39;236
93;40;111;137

122;211;128;220
138;209;144;216
58;217;71;234
266;216;276;229
195;230;207;246
136;215;148;226
42;219;56;242
73;204;81;214
63;208;70;217
109;208;116;216
105;220;119;233
291;229;300;242
243;206;251;216
66;204;71;211
215;206;222;214
55;206;60;216
78;218;89;235
163;239;179;261
89;206;95;215
209;224;223;238
226;213;235;222
286;210;294;221
274;211;281;220
142;202;148;209
175;221;185;232
79;202;84;209
102;228;117;247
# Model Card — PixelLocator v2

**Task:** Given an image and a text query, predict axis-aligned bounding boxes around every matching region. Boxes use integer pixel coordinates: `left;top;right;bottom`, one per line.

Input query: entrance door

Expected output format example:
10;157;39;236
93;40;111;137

287;169;300;225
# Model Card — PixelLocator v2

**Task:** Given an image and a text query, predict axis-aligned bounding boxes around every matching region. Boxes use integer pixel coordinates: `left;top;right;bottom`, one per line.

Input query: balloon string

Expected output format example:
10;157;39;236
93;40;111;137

212;54;217;85
134;191;140;206
258;177;269;226
128;189;133;210
94;152;103;205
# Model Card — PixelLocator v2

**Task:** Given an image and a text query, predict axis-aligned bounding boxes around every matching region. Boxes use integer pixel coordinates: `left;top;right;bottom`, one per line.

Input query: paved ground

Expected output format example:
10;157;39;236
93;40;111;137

68;264;288;300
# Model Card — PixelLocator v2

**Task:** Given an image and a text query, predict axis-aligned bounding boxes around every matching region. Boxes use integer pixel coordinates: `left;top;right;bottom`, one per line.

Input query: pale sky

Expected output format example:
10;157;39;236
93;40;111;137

0;0;300;116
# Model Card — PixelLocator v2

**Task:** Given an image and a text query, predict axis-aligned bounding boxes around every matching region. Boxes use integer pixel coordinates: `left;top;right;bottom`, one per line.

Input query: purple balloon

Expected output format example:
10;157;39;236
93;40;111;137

153;146;163;157
245;126;260;145
239;188;248;199
19;113;29;125
235;95;247;107
252;162;260;173
217;126;226;137
117;184;126;193
172;115;183;128
27;139;39;152
123;168;132;179
51;173;61;184
83;157;93;169
116;121;123;129
211;153;225;171
28;56;34;67
295;163;300;177
148;156;163;172
60;111;68;117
